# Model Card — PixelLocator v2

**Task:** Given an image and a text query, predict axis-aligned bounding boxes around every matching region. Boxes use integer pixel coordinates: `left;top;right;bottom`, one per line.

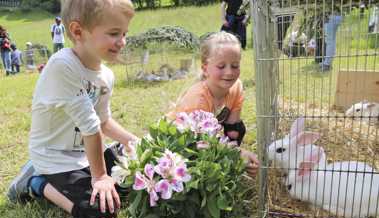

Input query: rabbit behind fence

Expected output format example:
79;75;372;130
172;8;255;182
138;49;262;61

267;117;321;173
345;101;379;124
285;142;379;218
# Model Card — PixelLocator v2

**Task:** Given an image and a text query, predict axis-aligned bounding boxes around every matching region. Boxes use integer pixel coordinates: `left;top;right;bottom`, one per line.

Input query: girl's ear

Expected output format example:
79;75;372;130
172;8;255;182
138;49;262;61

201;63;208;78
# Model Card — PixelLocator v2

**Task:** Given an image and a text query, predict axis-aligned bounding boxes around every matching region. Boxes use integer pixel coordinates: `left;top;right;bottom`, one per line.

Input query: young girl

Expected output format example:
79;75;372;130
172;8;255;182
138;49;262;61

168;31;259;177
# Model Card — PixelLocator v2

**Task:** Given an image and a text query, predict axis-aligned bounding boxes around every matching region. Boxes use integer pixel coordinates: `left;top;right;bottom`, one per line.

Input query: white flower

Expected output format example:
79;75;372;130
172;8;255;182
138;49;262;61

111;165;131;185
111;155;131;185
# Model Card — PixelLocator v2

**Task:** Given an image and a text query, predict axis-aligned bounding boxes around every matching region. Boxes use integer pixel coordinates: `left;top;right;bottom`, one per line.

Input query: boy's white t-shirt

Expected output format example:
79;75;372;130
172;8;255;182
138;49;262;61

51;24;65;44
29;48;114;175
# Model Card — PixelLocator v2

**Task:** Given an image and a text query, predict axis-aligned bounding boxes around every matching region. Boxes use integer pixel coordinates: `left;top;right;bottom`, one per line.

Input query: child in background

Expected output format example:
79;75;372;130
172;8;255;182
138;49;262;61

7;0;137;217
10;43;22;74
168;31;259;177
24;42;35;71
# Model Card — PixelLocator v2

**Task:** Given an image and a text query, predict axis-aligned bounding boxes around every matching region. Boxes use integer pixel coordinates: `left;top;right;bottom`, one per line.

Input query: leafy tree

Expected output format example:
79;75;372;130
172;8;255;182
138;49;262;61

20;0;60;13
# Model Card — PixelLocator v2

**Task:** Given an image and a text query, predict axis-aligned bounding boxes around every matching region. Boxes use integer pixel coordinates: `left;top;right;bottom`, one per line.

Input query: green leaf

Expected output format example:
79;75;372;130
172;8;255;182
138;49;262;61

149;126;159;139
143;214;160;218
140;149;153;165
128;191;142;217
184;147;198;156
216;195;229;210
187;179;199;190
207;196;220;218
168;125;177;135
178;134;186;146
158;119;168;133
201;195;207;208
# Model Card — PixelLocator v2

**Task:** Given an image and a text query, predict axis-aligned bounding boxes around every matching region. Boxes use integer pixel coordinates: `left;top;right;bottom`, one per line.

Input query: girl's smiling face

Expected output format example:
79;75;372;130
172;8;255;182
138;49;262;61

202;44;241;92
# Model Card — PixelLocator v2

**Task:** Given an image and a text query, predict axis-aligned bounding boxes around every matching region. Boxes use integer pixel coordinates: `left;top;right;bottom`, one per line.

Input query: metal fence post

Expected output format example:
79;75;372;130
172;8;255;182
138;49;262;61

251;0;278;217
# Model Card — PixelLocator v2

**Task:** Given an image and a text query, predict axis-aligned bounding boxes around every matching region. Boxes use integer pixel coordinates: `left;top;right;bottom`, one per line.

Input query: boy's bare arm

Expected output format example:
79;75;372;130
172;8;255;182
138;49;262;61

101;118;139;150
83;132;120;214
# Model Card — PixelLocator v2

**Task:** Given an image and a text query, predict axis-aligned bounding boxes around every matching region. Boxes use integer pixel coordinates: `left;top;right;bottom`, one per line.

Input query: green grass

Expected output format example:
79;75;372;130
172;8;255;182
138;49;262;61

0;4;258;217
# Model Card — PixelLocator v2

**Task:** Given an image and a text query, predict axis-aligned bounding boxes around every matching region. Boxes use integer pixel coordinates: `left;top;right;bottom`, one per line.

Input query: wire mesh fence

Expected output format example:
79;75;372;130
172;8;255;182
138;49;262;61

252;0;379;217
119;46;198;82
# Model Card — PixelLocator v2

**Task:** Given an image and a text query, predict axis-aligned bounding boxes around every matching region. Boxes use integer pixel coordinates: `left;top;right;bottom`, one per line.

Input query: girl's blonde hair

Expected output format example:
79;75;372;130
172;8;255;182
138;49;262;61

61;0;134;41
199;31;241;80
200;31;241;65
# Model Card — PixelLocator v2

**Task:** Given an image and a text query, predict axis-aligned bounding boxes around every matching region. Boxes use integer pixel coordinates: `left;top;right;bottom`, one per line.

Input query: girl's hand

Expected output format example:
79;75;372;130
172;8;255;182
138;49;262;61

240;149;260;177
226;130;239;140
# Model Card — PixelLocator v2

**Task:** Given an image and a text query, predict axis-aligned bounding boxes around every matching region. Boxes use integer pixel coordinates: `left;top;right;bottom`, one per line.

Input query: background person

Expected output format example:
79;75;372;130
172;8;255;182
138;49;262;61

220;0;250;49
10;43;22;74
51;16;65;53
0;25;12;76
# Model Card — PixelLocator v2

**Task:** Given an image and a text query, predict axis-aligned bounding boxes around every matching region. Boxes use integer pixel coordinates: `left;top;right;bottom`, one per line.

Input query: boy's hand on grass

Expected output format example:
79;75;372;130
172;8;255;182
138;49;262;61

91;175;120;214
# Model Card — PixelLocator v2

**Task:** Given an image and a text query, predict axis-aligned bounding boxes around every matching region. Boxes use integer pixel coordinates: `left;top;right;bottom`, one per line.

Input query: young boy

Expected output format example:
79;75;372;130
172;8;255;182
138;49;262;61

10;43;22;73
7;0;137;217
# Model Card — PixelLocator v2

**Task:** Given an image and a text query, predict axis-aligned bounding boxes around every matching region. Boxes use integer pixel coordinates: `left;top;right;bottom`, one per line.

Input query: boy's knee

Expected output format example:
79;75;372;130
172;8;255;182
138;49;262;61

29;176;48;198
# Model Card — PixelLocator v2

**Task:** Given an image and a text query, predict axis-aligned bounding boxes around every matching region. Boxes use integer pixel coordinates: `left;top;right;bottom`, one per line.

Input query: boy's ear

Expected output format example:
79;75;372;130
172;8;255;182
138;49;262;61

69;21;84;41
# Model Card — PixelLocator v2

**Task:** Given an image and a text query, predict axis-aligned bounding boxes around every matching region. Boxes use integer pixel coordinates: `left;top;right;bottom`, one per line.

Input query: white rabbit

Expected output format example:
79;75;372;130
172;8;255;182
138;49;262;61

286;144;379;218
345;101;379;124
267;117;322;173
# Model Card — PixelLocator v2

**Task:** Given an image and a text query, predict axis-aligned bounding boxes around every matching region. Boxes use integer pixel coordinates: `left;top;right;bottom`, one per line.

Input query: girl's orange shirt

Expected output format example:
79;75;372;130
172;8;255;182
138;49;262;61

168;79;244;118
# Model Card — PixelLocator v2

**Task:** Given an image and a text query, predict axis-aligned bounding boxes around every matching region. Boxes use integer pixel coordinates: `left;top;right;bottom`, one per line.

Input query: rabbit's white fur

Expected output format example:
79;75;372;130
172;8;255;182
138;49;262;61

345;101;379;123
286;145;379;218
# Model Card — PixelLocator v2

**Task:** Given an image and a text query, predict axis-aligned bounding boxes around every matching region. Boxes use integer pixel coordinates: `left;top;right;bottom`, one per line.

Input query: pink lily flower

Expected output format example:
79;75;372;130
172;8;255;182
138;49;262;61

155;179;173;199
154;150;191;195
196;141;210;149
133;164;159;206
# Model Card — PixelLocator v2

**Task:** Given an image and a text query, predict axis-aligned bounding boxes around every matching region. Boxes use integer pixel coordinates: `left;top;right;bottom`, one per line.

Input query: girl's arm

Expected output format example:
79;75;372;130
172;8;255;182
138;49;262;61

225;110;241;124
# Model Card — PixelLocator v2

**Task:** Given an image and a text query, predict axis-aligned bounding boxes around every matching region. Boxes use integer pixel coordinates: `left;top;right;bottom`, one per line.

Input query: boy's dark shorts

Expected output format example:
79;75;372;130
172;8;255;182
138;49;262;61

43;148;127;218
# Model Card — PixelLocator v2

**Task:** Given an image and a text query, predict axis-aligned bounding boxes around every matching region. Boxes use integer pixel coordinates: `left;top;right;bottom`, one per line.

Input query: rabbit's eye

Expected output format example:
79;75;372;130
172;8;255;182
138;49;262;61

356;109;361;112
276;147;286;153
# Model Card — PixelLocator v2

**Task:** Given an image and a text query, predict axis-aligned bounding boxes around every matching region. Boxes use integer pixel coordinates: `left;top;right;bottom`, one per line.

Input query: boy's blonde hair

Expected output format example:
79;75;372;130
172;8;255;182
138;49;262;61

61;0;134;40
200;31;241;65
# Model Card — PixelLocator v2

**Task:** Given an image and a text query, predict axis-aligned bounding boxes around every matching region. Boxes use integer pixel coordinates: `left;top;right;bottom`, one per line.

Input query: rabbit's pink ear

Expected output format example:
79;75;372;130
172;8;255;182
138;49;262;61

290;117;305;137
297;161;315;178
296;146;324;179
290;131;320;147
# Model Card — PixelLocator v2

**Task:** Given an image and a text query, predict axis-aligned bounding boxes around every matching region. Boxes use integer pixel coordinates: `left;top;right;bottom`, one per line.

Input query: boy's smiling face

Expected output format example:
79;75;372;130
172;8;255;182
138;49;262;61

74;7;133;69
